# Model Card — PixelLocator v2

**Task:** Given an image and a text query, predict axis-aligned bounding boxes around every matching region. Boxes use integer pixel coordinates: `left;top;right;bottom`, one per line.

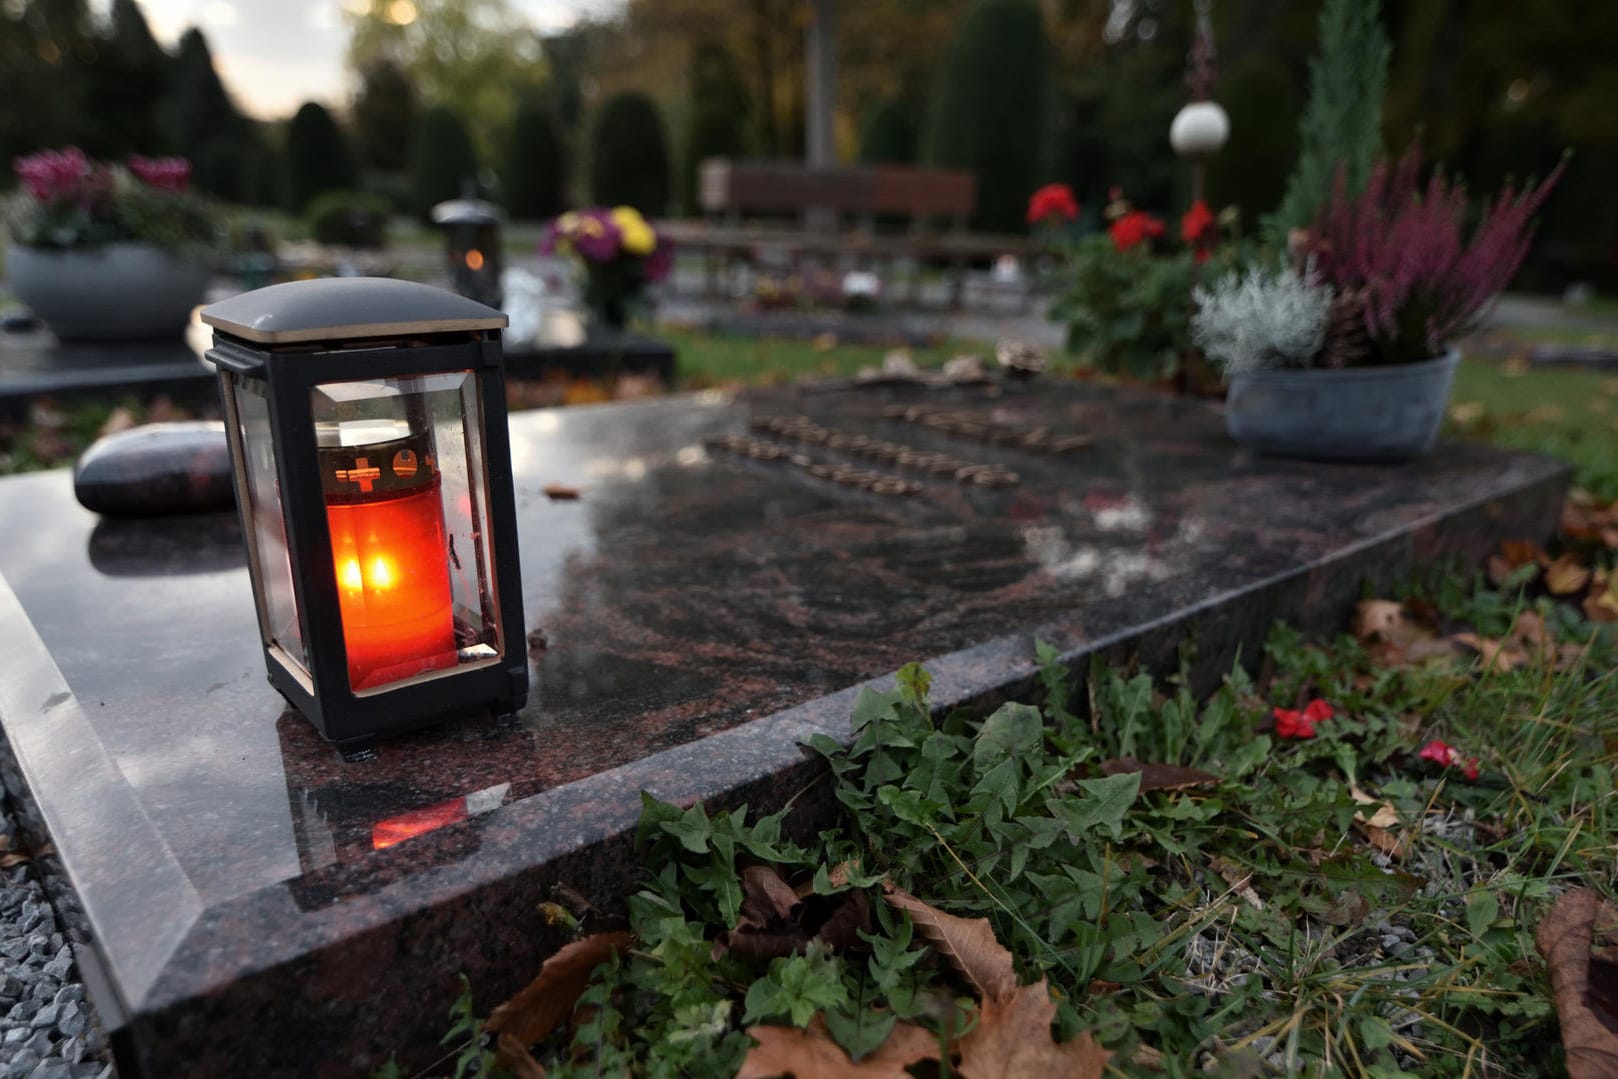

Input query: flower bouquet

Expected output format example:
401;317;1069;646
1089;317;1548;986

541;206;671;330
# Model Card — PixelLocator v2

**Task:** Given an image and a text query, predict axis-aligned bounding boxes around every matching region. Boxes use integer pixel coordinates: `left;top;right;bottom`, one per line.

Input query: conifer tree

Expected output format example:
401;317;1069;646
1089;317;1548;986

286;102;359;213
504;98;565;220
589;92;670;216
923;0;1048;233
1266;0;1390;243
413;104;479;218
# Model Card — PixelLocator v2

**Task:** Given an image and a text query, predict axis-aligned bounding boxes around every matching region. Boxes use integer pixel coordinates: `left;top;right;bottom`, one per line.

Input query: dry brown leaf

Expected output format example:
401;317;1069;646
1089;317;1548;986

1207;855;1264;910
957;980;1111;1079
1547;555;1594;596
740;865;802;926
1535;888;1618;1079
1487;539;1549;586
543;483;582;501
1100;757;1219;793
485;931;633;1071
1450;631;1527;673
1356;822;1407;859
737;1015;941;1079
1349;784;1400;830
1351;600;1457;667
883;888;1017;1005
495;1032;547;1079
98;406;138;438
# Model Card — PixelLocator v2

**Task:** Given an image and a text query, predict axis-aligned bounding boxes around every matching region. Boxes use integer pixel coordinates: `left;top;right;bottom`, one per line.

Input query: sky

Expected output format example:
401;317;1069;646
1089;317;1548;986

106;0;616;120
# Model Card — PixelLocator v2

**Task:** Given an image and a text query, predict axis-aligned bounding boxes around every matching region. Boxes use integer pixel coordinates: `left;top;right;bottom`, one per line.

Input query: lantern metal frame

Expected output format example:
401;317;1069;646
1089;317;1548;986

201;278;528;748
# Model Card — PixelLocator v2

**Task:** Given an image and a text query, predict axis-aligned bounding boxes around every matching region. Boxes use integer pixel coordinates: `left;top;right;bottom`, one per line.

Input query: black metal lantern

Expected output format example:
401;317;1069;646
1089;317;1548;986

200;277;527;749
431;192;505;310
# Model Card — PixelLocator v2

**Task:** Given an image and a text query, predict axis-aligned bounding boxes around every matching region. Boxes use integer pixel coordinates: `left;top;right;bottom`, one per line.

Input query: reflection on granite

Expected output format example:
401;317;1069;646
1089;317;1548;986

0;381;1570;1076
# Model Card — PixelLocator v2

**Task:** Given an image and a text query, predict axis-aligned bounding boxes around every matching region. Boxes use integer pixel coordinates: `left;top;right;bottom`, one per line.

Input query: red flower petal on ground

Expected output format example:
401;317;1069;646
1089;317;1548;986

1273;707;1316;739
1109;210;1165;252
1419;739;1458;766
1026;183;1080;225
1462;758;1480;781
1302;699;1334;723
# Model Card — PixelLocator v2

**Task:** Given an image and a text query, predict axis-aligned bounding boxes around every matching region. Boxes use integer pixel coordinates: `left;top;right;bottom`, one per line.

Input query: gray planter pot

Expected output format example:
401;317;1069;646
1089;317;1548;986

6;242;210;340
1224;350;1461;462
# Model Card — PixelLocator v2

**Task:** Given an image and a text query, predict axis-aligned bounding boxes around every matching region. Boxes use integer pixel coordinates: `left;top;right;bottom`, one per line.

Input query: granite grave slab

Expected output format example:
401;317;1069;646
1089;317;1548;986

0;379;1569;1076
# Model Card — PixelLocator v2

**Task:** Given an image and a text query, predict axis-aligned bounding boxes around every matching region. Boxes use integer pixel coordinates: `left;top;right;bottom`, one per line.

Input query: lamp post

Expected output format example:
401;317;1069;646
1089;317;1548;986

200;277;528;750
432;186;506;310
1170;0;1228;394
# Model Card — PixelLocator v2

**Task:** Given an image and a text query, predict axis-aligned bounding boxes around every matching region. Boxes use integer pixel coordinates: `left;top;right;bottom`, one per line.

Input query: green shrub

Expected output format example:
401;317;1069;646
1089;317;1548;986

412;105;479;220
305;190;391;249
1049;235;1195;380
857;97;921;165
285;102;359;213
923;0;1048;233
504;101;565;221
589;92;671;216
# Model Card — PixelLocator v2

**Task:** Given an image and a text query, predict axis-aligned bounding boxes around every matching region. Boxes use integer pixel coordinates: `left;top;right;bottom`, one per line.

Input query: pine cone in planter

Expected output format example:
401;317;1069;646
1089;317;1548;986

1320;287;1372;369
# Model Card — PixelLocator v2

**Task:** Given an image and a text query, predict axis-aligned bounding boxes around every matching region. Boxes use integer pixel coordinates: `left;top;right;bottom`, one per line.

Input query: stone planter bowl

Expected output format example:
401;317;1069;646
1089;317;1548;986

6;242;211;340
1224;350;1461;462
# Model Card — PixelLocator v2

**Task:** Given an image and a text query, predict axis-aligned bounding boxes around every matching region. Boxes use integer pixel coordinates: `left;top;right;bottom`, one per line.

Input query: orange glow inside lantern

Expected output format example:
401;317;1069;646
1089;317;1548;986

464;248;484;271
320;420;459;692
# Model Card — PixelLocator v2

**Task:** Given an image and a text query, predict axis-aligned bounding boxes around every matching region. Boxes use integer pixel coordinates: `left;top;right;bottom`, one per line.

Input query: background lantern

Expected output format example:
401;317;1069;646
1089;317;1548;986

431;188;505;310
201;277;528;749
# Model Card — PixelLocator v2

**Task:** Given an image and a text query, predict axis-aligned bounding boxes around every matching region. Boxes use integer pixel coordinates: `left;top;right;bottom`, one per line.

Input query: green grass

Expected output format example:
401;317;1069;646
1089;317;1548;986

659;326;995;387
1448;358;1618;498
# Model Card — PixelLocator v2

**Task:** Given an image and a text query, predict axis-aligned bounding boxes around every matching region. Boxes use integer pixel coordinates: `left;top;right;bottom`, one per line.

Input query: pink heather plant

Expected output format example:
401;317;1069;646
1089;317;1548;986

1308;144;1566;365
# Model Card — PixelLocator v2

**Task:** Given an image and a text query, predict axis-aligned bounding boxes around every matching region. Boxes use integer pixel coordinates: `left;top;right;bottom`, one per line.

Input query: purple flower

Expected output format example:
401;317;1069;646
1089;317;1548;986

14;147;98;204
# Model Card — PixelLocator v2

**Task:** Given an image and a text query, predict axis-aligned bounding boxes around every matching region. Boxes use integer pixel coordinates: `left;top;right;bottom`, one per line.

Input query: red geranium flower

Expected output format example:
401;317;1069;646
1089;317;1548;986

1109;209;1165;252
1180;199;1216;262
1027;183;1080;225
1419;739;1480;780
1419;739;1457;766
1274;698;1334;740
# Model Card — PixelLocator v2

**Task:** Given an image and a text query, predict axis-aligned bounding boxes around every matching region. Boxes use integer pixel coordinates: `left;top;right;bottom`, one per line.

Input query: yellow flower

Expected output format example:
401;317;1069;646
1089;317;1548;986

610;205;657;256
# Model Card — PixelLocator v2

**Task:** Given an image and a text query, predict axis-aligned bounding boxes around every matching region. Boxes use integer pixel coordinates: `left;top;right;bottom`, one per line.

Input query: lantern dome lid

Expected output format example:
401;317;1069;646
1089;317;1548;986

431;197;503;226
201;277;508;345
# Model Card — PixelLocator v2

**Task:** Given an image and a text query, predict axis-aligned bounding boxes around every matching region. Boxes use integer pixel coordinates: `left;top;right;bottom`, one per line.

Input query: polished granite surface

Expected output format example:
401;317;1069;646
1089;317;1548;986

0;379;1570;1076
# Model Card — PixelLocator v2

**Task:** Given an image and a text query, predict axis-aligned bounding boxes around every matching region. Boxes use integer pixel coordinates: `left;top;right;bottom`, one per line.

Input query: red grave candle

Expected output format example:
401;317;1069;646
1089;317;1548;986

320;421;458;691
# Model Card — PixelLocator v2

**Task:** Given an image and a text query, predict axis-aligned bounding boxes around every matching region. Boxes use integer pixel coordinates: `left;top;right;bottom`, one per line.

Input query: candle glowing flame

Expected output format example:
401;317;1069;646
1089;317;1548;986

339;556;396;593
465;249;484;271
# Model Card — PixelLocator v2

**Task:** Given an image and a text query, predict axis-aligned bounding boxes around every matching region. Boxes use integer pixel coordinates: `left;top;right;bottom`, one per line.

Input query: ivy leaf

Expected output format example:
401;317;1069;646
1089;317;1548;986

663;802;714;854
1467;890;1500;938
824;1004;898;1062
742;946;851;1028
974;702;1043;770
1050;772;1141;842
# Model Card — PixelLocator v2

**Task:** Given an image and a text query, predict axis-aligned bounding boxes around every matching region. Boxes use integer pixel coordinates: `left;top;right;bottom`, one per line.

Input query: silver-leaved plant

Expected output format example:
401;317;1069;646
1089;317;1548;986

1192;265;1333;373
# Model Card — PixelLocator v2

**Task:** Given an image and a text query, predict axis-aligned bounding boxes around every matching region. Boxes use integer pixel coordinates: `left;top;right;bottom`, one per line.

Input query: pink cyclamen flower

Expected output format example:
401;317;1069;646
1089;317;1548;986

128;154;191;192
13;147;95;203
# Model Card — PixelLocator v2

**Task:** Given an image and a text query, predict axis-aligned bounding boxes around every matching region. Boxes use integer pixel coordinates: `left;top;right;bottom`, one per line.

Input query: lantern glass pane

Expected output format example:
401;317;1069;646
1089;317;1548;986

310;371;504;696
232;376;308;675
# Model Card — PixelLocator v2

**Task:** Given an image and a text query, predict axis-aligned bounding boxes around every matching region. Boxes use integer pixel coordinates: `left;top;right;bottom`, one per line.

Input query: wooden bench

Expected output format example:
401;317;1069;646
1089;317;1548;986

659;158;1033;309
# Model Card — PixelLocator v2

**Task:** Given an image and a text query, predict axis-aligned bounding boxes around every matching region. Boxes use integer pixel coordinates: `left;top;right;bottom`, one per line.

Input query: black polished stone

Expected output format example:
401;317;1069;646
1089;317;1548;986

0;380;1569;1077
72;422;233;517
503;327;677;387
0;322;217;420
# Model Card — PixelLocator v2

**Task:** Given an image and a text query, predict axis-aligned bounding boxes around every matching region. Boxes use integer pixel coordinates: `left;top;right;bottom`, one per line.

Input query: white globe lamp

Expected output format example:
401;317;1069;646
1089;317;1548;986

1169;101;1230;159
